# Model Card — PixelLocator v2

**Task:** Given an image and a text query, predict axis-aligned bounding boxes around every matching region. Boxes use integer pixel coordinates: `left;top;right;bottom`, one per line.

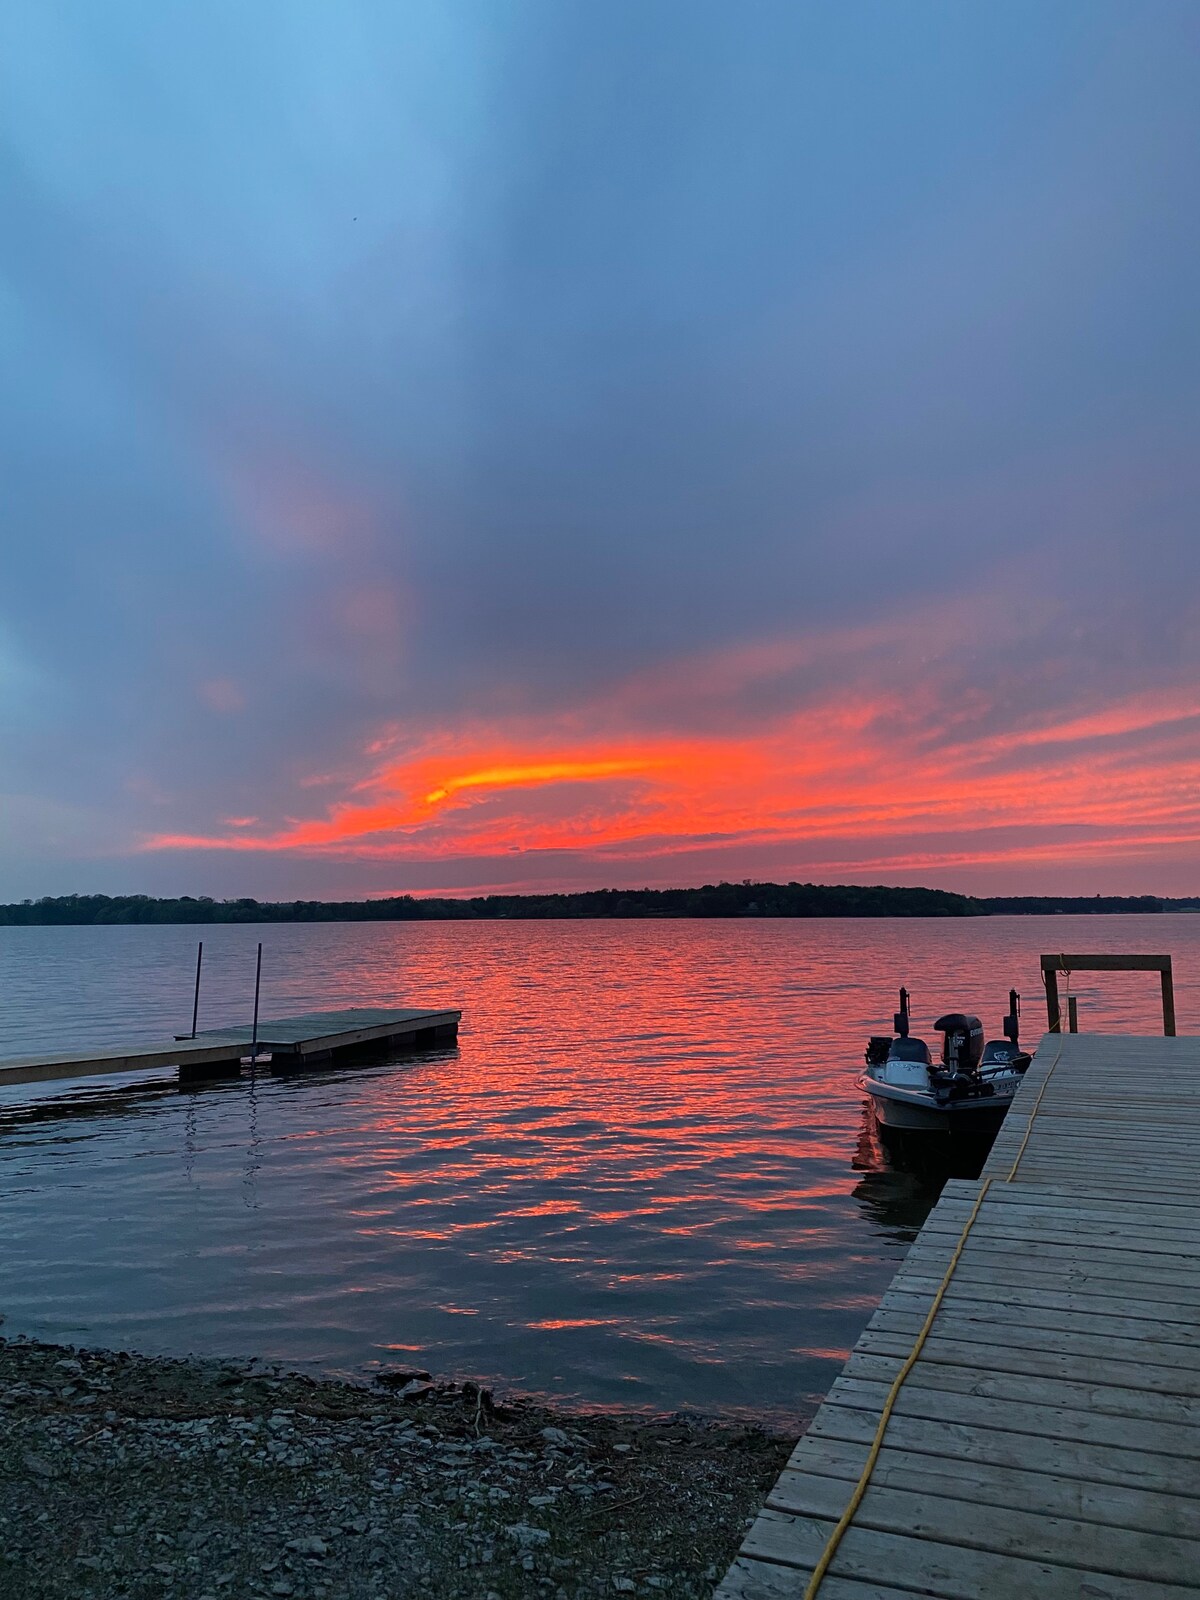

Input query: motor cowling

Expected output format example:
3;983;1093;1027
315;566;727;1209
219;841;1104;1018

933;1013;985;1075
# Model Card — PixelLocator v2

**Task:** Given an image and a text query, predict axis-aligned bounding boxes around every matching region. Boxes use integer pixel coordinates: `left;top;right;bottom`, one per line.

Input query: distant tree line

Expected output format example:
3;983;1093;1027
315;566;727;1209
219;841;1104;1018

979;894;1169;915
0;884;1193;926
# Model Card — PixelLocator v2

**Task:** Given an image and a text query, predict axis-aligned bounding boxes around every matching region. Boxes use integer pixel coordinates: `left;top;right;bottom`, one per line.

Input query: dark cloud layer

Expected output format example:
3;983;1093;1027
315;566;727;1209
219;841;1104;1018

2;2;1199;896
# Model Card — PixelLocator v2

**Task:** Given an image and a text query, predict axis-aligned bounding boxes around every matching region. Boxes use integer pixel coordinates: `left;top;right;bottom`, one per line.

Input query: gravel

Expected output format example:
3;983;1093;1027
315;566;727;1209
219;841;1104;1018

0;1329;795;1600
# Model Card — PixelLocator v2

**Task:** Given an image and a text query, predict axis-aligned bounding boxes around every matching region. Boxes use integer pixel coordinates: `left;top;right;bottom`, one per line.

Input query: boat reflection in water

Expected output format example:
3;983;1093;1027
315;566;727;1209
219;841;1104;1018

849;1101;992;1244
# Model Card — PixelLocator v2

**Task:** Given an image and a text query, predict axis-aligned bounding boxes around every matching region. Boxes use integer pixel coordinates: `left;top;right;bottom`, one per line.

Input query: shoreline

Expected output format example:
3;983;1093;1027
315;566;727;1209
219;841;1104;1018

0;1328;797;1599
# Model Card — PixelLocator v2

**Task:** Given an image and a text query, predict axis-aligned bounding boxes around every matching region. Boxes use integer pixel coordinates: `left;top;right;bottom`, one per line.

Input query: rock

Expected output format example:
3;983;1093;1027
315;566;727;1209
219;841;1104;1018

398;1380;435;1399
285;1536;328;1557
541;1426;569;1445
505;1523;551;1547
613;1579;636;1593
22;1452;56;1478
374;1367;432;1388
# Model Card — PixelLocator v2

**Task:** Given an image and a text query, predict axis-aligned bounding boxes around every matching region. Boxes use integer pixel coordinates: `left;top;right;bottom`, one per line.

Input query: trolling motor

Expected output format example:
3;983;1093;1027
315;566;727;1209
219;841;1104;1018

895;986;911;1037
993;989;1032;1073
865;987;912;1067
1005;990;1020;1047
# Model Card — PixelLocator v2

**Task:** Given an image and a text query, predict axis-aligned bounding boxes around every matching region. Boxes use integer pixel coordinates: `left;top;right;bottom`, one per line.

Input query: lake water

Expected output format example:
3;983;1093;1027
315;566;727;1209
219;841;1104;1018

0;914;1193;1426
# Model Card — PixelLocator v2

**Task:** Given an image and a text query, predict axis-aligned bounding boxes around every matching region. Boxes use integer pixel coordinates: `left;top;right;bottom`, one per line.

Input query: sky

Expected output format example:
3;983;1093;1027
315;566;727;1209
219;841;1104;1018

2;1;1200;902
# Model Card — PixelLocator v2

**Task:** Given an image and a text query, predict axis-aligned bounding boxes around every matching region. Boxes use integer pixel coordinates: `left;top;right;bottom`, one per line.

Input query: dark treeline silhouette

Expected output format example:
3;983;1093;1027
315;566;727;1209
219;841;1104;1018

981;894;1168;915
0;885;1192;925
0;883;973;924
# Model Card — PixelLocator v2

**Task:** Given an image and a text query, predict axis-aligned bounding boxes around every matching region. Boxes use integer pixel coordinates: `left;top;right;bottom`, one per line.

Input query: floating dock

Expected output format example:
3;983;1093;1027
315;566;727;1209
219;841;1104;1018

0;1007;460;1089
721;1031;1200;1599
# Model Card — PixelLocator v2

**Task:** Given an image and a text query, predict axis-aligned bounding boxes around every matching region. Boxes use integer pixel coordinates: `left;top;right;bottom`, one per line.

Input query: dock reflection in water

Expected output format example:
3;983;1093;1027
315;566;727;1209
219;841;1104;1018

0;915;1193;1426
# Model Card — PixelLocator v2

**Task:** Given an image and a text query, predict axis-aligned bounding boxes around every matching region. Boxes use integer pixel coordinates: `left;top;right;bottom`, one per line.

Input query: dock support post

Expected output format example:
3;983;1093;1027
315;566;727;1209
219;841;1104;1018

190;941;204;1038
1044;966;1061;1032
1067;995;1079;1033
1162;967;1177;1036
250;942;262;1066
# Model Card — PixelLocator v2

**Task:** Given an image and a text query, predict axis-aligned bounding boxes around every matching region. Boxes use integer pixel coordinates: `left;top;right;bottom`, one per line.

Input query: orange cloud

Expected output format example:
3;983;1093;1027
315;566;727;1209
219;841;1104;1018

143;604;1200;888
422;758;659;806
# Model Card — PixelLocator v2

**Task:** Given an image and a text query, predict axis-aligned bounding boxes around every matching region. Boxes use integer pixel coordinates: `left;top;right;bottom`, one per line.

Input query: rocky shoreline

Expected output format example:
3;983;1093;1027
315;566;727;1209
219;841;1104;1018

0;1331;797;1600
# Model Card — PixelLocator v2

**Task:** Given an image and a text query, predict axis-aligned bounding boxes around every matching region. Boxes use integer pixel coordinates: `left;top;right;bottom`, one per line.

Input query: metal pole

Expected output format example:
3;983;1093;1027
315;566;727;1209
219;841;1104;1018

250;942;262;1065
190;941;204;1038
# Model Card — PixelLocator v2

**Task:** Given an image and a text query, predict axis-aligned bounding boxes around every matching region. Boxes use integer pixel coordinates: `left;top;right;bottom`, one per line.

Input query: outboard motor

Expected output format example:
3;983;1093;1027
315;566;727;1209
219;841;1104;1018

931;1013;986;1099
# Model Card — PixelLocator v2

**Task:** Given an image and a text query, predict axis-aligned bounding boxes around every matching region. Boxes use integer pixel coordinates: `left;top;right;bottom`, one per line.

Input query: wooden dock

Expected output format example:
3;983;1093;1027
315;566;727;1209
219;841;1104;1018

0;1006;460;1089
720;1031;1200;1599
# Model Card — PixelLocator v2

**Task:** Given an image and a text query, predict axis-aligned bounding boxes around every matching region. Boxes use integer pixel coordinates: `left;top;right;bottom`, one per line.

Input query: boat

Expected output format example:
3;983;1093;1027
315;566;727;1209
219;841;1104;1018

861;988;1031;1136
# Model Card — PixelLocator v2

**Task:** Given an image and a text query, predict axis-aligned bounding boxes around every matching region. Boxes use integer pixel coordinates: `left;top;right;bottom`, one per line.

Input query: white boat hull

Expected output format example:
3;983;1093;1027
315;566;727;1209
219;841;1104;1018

860;1073;1019;1135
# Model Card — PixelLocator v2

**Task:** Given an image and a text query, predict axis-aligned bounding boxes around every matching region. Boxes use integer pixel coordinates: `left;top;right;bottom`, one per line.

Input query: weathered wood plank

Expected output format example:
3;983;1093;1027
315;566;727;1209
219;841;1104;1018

886;1272;1200;1326
809;1405;1200;1496
898;1257;1200;1309
861;1312;1200;1373
938;1176;1200;1205
716;1556;912;1600
903;1236;1200;1289
842;1349;1200;1424
858;1328;1200;1394
776;1435;1200;1537
877;1286;1200;1345
743;1508;1183;1598
769;1471;1200;1581
823;1375;1200;1457
922;1205;1200;1246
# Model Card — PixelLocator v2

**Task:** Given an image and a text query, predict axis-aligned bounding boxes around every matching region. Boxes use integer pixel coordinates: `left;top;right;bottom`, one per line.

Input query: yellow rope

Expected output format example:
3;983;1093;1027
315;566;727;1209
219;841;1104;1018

801;1174;993;1600
803;1029;1068;1597
1004;1032;1066;1182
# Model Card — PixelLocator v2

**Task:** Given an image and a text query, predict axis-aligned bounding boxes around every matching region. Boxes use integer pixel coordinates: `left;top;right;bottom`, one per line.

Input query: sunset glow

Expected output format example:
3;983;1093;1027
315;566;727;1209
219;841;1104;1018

140;613;1200;892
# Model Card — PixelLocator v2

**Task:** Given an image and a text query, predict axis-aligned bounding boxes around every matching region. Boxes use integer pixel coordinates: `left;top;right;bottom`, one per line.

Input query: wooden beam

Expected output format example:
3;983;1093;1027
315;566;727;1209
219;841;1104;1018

1039;953;1172;973
1039;954;1175;1037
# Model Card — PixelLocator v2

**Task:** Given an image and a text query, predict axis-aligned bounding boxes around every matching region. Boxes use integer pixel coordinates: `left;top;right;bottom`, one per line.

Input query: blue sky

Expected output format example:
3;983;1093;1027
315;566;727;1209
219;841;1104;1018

3;2;1200;899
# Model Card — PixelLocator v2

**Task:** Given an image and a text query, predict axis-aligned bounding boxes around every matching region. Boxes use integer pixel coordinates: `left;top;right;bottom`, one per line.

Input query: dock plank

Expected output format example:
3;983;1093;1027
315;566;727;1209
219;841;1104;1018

774;1437;1200;1537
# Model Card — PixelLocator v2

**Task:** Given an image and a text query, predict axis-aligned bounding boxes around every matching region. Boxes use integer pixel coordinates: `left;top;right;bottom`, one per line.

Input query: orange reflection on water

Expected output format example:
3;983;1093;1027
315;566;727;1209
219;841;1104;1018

526;1318;620;1331
9;914;1199;1424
